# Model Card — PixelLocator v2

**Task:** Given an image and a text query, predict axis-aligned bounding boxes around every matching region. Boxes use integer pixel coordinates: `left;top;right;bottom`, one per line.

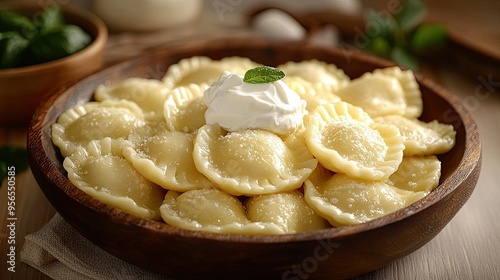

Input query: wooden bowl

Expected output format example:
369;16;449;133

0;2;107;126
27;40;481;279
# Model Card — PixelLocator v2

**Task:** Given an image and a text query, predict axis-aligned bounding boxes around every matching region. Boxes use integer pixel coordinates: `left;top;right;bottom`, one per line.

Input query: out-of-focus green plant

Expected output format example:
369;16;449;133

363;0;448;71
0;146;28;184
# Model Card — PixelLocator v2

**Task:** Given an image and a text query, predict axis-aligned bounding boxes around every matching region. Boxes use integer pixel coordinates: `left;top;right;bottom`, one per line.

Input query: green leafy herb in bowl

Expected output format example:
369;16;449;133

0;3;107;126
363;0;448;71
0;7;91;69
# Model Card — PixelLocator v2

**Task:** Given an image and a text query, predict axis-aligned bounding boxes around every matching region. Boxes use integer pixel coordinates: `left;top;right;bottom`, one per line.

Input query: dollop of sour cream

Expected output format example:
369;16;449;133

204;71;306;135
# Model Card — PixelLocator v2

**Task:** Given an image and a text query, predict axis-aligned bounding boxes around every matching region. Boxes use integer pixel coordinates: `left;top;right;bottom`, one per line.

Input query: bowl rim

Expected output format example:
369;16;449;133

0;2;108;76
28;40;481;244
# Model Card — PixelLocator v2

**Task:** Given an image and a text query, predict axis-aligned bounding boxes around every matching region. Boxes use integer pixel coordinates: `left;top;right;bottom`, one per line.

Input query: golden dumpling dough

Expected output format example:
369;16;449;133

389;156;441;193
373;66;423;118
52;100;146;157
162;56;261;88
279;59;351;93
246;190;330;233
160;188;283;234
374;114;456;155
286;76;341;113
163;83;208;133
193;125;317;196
163;189;248;226
335;66;422;118
63;138;166;220
306;102;404;180
123;122;214;192
94;77;170;121
334;74;407;117
304;166;426;226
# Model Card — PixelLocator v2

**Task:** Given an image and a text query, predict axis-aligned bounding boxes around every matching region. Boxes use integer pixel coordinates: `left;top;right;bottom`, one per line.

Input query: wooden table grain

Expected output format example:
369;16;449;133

1;1;500;279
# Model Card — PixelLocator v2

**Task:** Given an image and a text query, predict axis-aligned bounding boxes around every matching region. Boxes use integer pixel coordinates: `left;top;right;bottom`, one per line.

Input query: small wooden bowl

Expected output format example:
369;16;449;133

0;3;107;126
27;40;481;279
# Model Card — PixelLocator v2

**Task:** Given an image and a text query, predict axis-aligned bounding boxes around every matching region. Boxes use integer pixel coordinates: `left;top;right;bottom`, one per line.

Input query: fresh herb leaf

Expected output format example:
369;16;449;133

364;10;397;43
243;66;285;84
366;36;392;58
35;7;65;30
0;7;92;68
362;0;446;71
394;0;427;33
0;32;30;69
410;24;448;54
0;146;29;173
391;46;419;71
0;10;37;39
30;24;92;63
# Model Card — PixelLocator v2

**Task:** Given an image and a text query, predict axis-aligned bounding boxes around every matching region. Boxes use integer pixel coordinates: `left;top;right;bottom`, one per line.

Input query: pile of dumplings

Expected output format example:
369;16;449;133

51;56;456;235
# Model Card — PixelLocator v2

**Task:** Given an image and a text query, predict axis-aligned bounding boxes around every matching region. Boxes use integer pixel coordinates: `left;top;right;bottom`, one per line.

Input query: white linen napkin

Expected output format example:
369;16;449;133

20;214;171;280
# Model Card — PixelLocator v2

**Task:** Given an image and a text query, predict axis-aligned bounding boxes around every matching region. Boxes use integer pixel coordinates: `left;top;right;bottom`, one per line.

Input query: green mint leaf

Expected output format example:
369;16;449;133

391;46;419;71
395;0;427;33
243;66;285;84
0;146;29;173
410;23;448;54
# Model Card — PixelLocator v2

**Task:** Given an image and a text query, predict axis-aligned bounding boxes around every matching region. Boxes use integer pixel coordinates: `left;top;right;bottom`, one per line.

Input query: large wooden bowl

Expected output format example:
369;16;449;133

27;40;481;279
0;2;107;126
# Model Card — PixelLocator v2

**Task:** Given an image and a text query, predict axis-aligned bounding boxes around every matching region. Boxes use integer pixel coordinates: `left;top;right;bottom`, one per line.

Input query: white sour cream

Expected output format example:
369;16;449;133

204;71;306;135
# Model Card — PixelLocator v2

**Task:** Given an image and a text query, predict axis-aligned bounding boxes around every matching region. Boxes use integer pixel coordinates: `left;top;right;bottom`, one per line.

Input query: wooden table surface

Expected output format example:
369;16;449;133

1;1;500;279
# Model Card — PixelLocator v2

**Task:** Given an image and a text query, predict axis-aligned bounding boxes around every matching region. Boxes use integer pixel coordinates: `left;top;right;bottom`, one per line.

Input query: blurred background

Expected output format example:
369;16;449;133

5;0;498;77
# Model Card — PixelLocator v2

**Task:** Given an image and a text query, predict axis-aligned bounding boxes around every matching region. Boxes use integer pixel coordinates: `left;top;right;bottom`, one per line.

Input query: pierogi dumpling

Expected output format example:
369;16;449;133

246;190;330;233
163;83;208;133
306;102;404;180
388;155;441;193
335;66;422;118
279;59;351;93
304;165;426;226
373;66;423;118
160;188;284;234
193;125;317;196
52;100;146;157
373;114;456;155
162;56;261;89
94;77;170;121
63;138;165;220
286;76;341;113
123;122;214;192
